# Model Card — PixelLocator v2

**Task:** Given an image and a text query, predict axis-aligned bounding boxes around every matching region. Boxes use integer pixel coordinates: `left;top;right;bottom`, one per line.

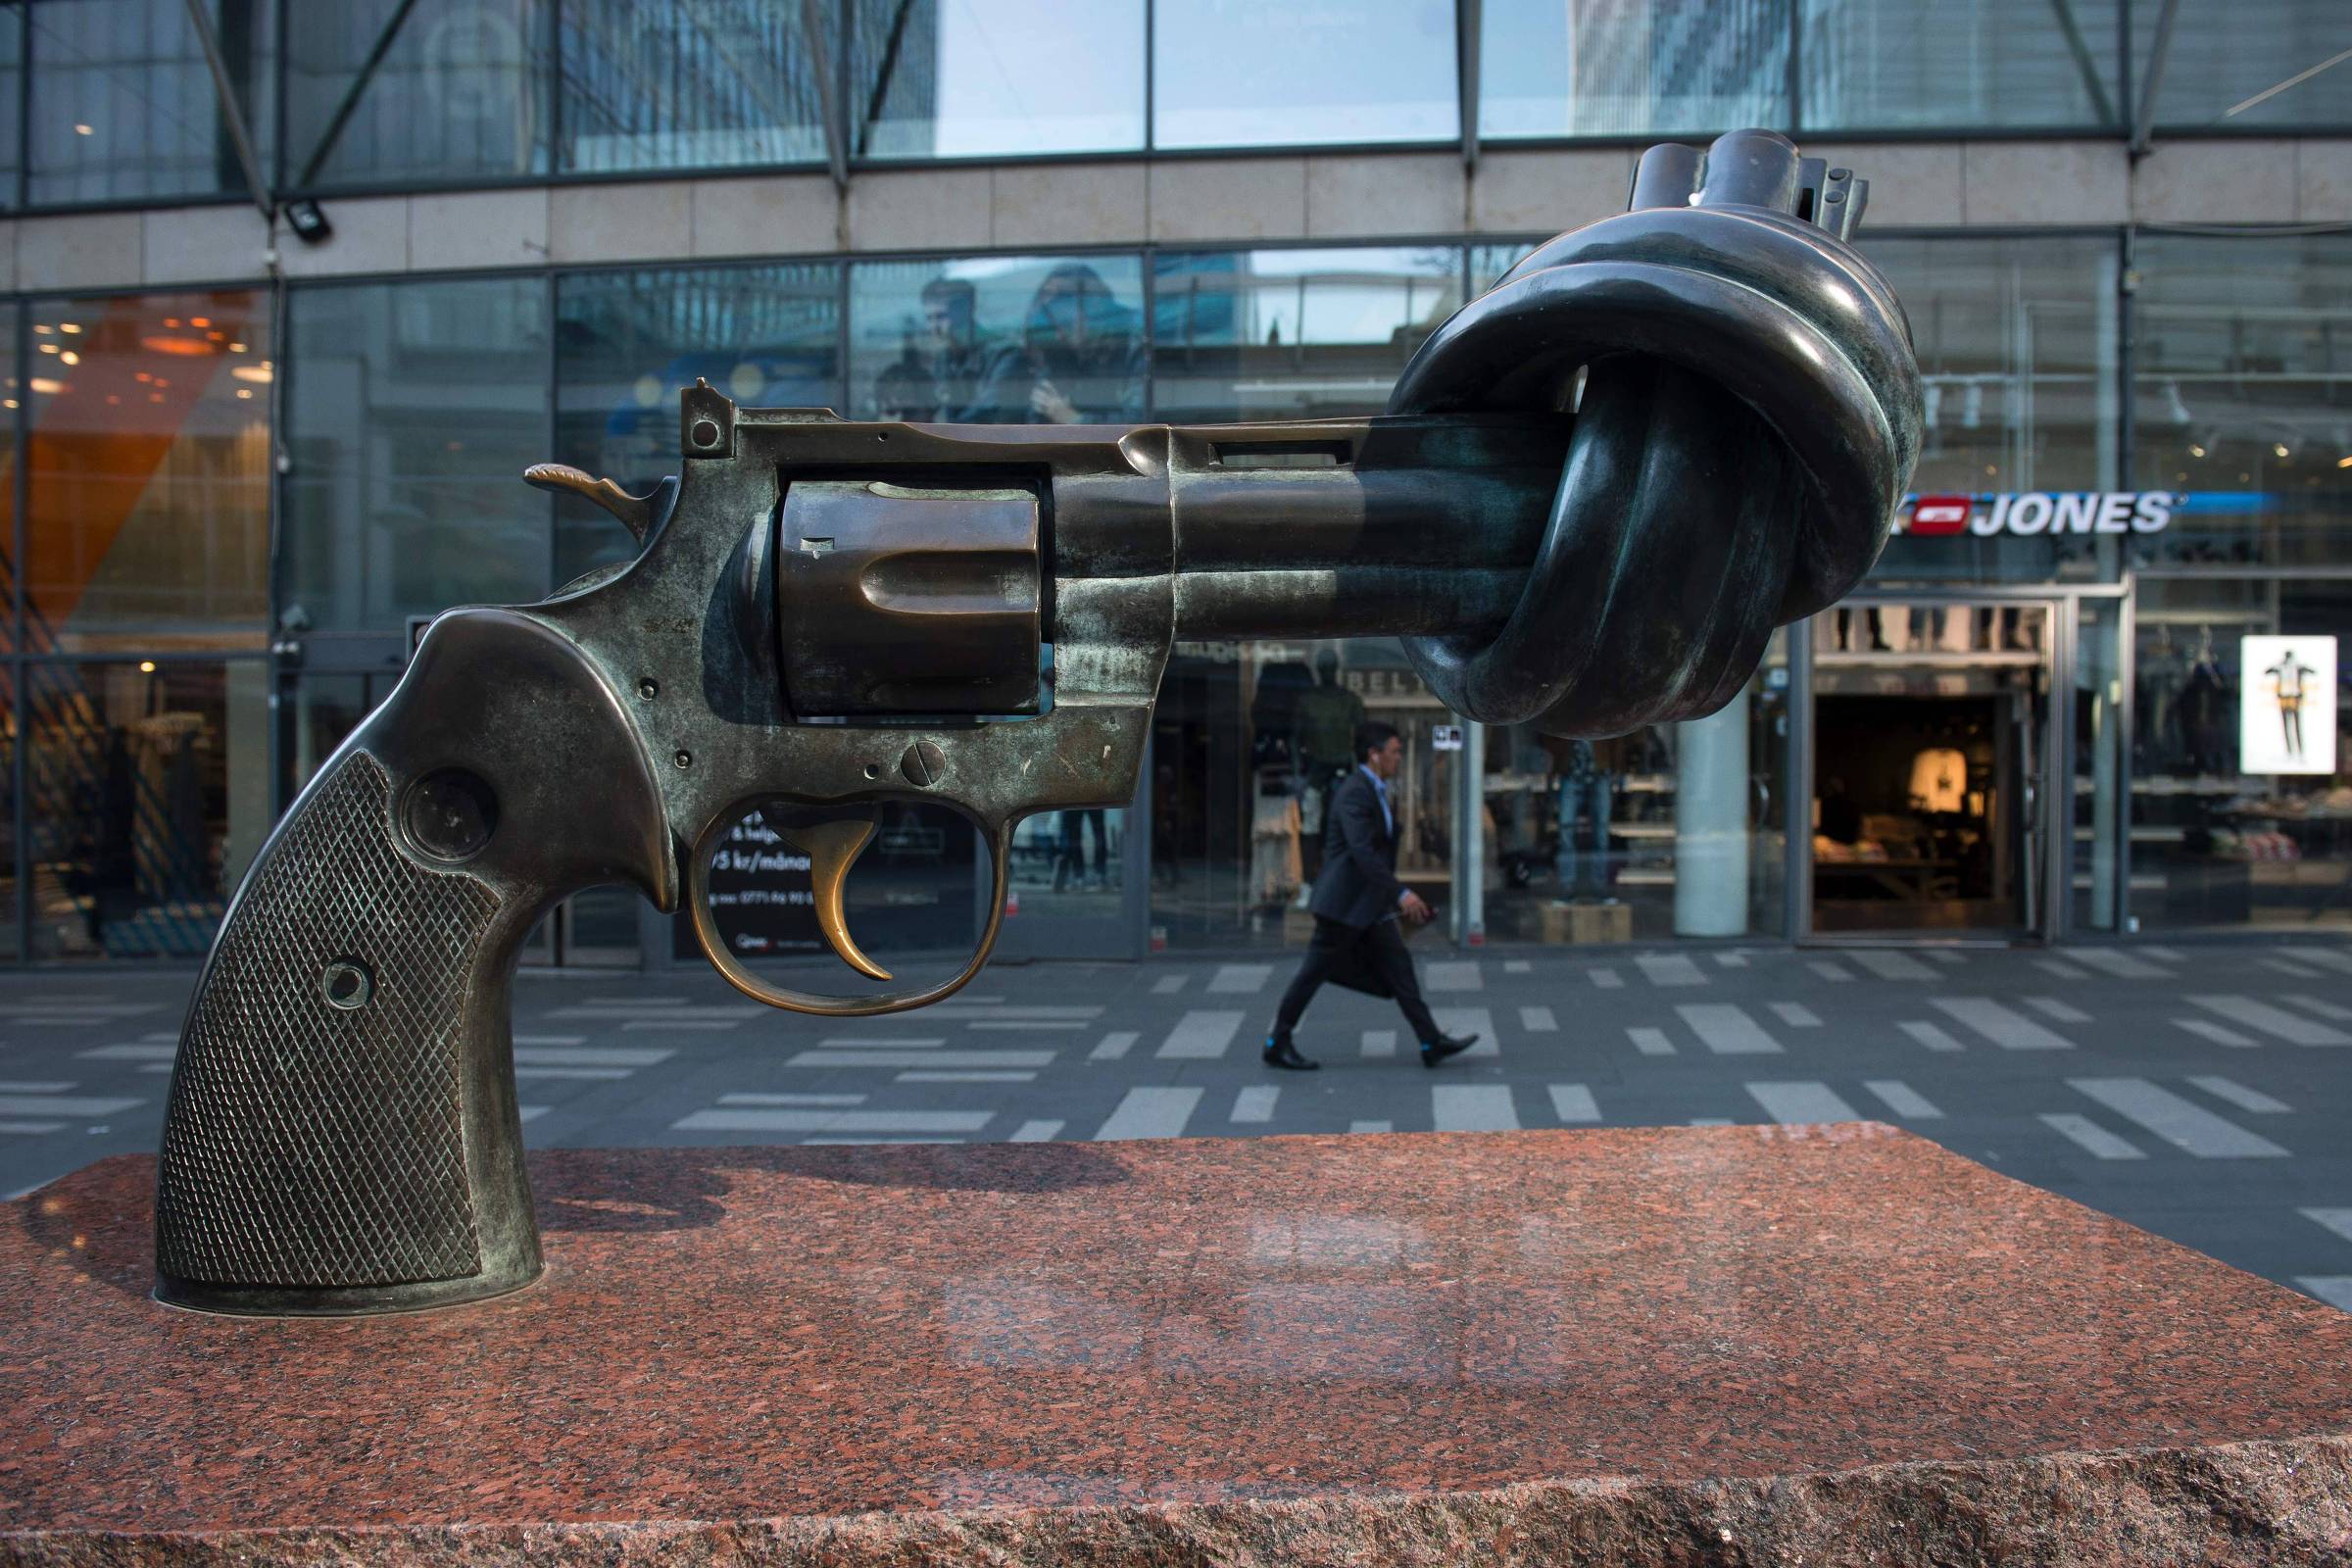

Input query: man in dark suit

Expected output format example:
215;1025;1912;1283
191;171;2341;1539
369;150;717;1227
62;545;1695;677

1263;721;1479;1070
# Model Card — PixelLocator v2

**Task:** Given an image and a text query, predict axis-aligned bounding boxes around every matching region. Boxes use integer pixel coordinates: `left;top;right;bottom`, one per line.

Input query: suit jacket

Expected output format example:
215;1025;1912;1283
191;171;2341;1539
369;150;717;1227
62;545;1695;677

1308;767;1406;928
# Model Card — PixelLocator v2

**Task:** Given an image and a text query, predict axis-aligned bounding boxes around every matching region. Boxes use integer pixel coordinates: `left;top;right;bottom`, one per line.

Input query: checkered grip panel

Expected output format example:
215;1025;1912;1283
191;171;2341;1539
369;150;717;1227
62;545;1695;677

156;752;500;1288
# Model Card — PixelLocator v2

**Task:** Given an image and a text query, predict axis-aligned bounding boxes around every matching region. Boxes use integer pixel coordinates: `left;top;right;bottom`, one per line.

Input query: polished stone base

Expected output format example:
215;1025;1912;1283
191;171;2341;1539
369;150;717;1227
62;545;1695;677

4;1127;2350;1564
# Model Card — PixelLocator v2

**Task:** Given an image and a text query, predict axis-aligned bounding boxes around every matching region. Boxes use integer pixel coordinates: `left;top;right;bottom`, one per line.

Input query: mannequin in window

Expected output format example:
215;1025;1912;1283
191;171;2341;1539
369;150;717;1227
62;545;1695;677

2267;646;2319;759
1552;735;1627;904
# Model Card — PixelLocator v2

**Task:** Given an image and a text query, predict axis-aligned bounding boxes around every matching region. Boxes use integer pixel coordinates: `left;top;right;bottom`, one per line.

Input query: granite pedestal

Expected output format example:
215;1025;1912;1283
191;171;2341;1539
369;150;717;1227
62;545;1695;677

4;1125;2349;1565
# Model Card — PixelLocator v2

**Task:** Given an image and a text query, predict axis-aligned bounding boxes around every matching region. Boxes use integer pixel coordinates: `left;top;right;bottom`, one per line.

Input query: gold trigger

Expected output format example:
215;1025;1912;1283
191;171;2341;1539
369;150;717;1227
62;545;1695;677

776;816;892;981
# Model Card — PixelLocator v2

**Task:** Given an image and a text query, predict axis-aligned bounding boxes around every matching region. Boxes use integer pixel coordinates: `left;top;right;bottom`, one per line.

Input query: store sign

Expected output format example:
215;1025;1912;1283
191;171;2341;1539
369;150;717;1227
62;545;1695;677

1432;724;1464;752
1899;492;2178;537
2240;636;2336;776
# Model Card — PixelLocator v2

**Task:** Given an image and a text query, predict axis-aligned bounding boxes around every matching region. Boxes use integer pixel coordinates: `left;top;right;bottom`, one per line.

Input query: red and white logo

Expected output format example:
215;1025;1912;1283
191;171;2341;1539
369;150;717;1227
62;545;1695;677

1907;495;1973;536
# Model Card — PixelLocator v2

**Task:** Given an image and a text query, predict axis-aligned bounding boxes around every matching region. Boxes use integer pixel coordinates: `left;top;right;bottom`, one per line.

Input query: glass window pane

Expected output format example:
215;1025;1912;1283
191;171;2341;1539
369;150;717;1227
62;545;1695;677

2131;579;2352;933
1151;246;1462;422
283;276;551;636
26;291;271;655
1800;0;2121;131
1858;234;2120;585
1155;0;1456;150
0;6;24;210
27;0;274;205
853;0;1144;159
561;2;826;173
285;0;549;189
556;261;842;584
23;659;269;960
1482;0;1788;140
848;254;1147;424
2137;0;2352;131
2131;234;2352;572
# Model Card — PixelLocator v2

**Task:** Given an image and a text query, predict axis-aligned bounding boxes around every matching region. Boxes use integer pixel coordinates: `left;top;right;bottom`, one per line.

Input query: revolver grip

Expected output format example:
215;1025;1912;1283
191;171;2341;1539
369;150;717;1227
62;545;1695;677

155;610;673;1315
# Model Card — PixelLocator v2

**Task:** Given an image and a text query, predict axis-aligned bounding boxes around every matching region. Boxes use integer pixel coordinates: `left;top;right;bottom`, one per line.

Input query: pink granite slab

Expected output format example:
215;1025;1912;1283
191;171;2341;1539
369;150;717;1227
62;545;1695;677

3;1125;2350;1565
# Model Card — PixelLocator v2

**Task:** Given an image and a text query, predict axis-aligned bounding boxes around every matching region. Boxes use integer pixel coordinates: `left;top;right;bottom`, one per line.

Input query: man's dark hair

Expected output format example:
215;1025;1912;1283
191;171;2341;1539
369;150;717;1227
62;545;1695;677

1354;720;1400;762
919;277;977;319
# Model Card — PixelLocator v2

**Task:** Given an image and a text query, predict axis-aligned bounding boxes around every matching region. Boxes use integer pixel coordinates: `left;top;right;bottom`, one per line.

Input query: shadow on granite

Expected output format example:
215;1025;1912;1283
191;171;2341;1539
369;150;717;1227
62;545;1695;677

3;1126;2348;1564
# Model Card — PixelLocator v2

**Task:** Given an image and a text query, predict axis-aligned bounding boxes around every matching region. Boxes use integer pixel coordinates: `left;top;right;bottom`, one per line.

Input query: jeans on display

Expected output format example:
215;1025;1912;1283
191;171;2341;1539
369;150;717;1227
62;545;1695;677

1555;773;1615;896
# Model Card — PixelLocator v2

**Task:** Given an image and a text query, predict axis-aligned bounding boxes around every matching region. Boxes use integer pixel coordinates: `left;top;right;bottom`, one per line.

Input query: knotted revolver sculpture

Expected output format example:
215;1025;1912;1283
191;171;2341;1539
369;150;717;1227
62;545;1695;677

156;131;1921;1314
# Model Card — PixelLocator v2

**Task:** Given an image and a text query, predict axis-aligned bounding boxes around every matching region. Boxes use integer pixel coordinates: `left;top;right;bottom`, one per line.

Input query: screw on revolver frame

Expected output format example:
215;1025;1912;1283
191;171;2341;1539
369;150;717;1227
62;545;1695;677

637;677;659;700
674;750;692;768
319;957;374;1011
902;741;946;786
402;767;498;861
690;417;720;449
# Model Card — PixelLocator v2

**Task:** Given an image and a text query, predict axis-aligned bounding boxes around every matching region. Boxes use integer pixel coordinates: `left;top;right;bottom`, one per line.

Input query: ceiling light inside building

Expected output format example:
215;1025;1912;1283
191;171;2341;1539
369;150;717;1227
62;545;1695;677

59;323;80;335
2275;443;2291;459
28;378;62;395
231;364;272;383
2188;444;2207;458
138;661;156;673
59;352;77;366
73;123;91;136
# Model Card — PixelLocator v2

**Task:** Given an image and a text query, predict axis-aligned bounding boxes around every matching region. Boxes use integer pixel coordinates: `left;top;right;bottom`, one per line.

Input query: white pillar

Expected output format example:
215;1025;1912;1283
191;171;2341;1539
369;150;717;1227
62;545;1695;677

1674;688;1749;937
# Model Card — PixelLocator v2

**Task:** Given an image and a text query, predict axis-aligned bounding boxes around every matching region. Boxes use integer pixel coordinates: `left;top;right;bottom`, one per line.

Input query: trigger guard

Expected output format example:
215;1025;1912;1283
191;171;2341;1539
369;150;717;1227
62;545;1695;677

687;811;1011;1017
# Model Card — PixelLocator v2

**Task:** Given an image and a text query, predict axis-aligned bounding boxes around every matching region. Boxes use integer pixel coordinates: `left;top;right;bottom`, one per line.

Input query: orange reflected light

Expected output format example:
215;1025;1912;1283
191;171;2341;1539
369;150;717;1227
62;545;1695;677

133;371;151;383
230;364;272;384
37;343;56;355
148;392;164;403
228;341;247;353
190;317;212;328
3;400;17;411
58;352;76;367
31;324;50;335
138;662;156;673
59;323;80;335
140;336;217;357
104;394;119;406
28;378;63;394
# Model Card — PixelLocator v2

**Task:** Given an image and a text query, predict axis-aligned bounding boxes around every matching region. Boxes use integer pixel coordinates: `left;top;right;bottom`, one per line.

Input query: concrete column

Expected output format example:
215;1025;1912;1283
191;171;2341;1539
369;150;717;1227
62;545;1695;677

222;661;271;890
1451;719;1485;947
1674;689;1749;938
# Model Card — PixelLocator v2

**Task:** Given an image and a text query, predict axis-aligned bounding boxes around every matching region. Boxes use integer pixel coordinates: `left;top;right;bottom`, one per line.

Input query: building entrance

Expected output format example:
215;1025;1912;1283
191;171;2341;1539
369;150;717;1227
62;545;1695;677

1806;597;2063;940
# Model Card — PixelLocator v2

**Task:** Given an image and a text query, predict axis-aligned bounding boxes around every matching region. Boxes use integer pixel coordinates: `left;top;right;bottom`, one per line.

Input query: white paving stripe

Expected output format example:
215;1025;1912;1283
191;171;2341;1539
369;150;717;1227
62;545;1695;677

1095;1087;1201;1141
1675;1004;1783;1054
933;1005;1102;1020
1011;1120;1064;1141
1628;1027;1674;1056
76;1044;175;1060
1434;1006;1498;1057
2285;994;2352;1023
1546;1084;1599;1122
2177;1017;2258;1049
1157;1010;1245;1059
513;1067;632;1081
1089;1031;1140;1061
2299;1208;2352;1246
1503;960;1531;974
571;996;688;1007
2283;946;2352;975
553;1004;757;1020
1807;960;1853;983
0;1095;141;1116
1864;1080;1942;1118
1898;1021;1967;1054
2039;1112;2145;1160
674;1109;993;1133
2294;1278;2352;1313
723;1092;864;1105
1637;955;1707;987
968;1020;1089;1032
2140;946;2189;963
1689;1117;1735;1127
1930;998;2072;1051
1715;953;1749;968
0;1120;64;1134
1361;1029;1397;1057
898;1070;1037;1083
1425;960;1483;992
2262;956;2325;980
2187;1075;2289;1114
804;1137;963;1145
1433;1085;1519;1132
1350;1119;1393;1133
1852;951;1936;981
1520;1005;1558;1033
1232;1086;1280;1123
518;1106;550;1123
1745;1081;1860;1124
2069;949;2169;980
620;1019;741;1033
1589;967;1624;989
1768;1003;1821;1028
2068;1078;2287;1158
790;1050;1055;1067
2034;958;2089;981
819;1037;947;1050
0;1081;72;1093
2025;998;2091;1024
1209;964;1273;995
2189;996;2352;1047
1152;974;1189;995
512;1047;674;1067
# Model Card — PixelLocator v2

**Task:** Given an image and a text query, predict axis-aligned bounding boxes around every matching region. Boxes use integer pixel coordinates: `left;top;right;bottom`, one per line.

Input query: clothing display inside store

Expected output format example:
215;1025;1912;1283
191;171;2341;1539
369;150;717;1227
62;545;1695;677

1812;696;2013;933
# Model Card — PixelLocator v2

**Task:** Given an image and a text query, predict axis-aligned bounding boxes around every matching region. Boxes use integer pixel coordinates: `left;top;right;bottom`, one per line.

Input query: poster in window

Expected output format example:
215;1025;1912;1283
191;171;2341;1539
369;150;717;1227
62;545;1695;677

2239;636;2336;775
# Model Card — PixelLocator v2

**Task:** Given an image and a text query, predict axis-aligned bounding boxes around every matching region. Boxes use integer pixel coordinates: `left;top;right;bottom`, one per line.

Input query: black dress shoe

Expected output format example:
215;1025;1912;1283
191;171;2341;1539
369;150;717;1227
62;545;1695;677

1419;1032;1477;1068
1262;1036;1320;1071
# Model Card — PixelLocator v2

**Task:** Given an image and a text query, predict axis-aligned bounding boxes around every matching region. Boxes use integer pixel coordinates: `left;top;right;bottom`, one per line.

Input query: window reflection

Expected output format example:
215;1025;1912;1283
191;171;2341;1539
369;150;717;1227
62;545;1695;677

282;277;551;635
23;659;270;960
853;0;1144;159
285;0;548;188
1154;0;1455;149
1482;0;1788;139
561;1;827;172
2137;0;2352;130
27;0;274;205
555;262;841;583
1151;247;1461;422
26;291;272;655
1801;0;2122;131
849;255;1147;424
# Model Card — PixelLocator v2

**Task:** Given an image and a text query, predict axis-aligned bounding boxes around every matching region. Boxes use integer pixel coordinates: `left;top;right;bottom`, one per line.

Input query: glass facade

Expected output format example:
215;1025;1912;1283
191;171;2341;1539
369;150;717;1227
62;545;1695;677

284;0;551;190
854;0;1146;159
560;2;828;173
1155;0;1457;149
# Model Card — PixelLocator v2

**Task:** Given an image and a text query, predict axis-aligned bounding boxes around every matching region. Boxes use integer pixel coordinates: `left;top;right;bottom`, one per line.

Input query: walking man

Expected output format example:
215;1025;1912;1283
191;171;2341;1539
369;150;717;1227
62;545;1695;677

1263;721;1479;1070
